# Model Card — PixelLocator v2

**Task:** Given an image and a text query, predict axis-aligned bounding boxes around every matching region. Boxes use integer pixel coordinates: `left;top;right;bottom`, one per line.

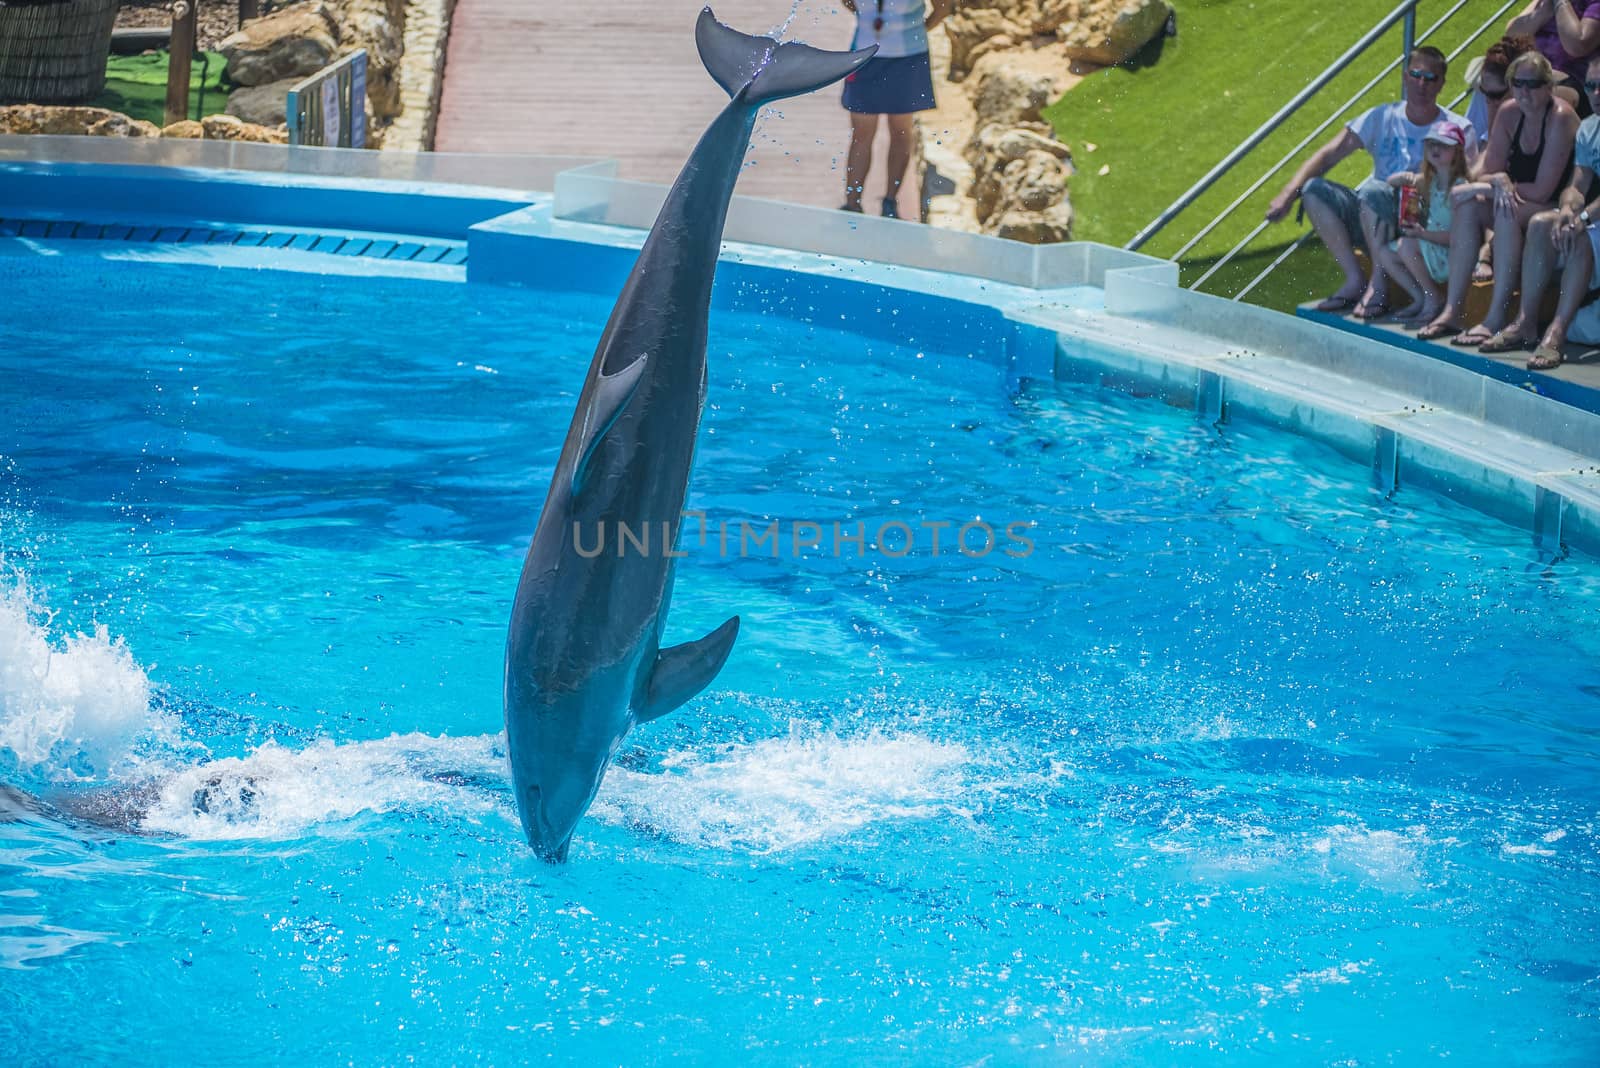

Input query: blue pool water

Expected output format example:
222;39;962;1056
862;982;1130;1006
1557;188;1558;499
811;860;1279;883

2;249;1599;1063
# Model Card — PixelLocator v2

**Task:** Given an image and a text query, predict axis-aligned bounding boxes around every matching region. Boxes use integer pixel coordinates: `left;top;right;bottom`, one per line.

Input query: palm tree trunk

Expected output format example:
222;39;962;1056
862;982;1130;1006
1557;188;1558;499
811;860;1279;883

0;0;120;104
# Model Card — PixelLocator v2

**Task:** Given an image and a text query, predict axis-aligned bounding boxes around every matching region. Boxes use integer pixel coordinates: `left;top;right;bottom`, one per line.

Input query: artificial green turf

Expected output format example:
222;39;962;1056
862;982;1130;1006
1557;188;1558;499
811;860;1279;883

1042;0;1512;311
91;51;230;127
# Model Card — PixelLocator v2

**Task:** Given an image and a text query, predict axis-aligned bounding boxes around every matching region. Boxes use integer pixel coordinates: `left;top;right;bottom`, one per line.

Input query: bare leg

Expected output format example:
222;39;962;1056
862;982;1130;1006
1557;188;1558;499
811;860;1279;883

1301;194;1366;300
844;112;879;210
1396;238;1443;322
1540;234;1595;351
1424;198;1491;333
1482;201;1528;333
1356;203;1396;314
1508;210;1561;340
882;113;915;217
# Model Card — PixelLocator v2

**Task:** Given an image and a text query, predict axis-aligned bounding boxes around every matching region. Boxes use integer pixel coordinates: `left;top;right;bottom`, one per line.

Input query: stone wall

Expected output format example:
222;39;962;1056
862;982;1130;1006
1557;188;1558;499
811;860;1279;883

917;0;1171;242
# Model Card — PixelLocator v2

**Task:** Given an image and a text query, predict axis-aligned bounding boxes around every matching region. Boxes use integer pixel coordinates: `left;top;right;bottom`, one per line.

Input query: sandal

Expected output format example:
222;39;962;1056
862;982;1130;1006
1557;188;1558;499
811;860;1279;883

1450;324;1497;347
1416;321;1462;341
1527;345;1564;371
1352;297;1390;320
1477;330;1535;354
1313;293;1359;313
881;197;899;219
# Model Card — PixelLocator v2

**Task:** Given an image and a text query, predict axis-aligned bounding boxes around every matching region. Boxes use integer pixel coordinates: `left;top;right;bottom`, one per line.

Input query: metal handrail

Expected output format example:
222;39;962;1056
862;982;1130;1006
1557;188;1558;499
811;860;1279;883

1170;0;1492;267
1125;0;1420;252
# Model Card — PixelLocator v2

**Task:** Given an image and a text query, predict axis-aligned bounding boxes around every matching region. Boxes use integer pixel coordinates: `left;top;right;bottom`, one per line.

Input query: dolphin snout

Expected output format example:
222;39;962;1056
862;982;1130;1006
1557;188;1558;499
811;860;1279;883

519;783;581;864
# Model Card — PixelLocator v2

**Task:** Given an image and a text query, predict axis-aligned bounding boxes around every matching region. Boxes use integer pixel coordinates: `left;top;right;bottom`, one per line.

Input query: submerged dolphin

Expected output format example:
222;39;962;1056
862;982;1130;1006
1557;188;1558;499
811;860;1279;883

503;10;874;862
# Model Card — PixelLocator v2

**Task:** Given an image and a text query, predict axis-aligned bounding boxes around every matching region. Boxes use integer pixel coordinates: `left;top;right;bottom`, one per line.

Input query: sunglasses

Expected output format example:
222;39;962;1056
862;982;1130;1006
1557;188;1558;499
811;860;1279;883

1585;79;1600;92
1407;68;1440;82
1511;77;1550;89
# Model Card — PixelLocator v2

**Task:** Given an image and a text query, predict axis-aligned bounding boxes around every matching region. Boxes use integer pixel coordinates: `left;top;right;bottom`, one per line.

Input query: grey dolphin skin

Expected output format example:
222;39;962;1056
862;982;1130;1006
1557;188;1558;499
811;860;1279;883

503;9;875;862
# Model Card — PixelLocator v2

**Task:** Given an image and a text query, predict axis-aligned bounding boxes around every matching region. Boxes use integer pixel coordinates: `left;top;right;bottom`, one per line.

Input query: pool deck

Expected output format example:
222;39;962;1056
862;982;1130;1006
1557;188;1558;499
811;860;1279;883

1303;307;1600;412
435;0;886;210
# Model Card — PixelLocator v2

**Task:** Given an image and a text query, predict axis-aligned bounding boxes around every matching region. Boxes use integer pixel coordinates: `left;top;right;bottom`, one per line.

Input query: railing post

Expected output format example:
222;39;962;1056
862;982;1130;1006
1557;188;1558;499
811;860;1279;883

1402;2;1417;84
164;0;198;128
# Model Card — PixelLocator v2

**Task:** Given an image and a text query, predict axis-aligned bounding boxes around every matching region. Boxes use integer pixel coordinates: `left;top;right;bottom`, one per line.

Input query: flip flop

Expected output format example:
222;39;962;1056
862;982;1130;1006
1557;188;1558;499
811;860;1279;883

1450;325;1497;347
1416;322;1462;341
1352;299;1390;320
1313;294;1359;313
1527;345;1564;371
1477;330;1535;354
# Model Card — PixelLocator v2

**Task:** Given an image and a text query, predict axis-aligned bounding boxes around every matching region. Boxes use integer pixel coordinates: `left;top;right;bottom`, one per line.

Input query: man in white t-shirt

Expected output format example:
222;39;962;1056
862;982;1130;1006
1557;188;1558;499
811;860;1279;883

1488;53;1600;369
1267;46;1477;317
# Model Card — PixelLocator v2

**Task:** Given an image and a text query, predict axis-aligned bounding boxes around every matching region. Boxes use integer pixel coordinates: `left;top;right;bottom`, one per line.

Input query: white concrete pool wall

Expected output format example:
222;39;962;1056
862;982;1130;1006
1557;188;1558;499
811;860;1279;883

4;134;1599;557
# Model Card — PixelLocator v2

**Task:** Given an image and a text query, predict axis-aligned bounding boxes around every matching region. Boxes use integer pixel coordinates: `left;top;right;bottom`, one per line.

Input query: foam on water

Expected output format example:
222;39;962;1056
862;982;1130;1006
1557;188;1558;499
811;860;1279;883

593;725;974;853
136;732;506;839
0;572;160;780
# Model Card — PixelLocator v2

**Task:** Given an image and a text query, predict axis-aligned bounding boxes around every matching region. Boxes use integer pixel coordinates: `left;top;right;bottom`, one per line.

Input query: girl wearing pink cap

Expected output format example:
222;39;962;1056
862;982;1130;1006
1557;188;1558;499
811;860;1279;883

1388;121;1472;325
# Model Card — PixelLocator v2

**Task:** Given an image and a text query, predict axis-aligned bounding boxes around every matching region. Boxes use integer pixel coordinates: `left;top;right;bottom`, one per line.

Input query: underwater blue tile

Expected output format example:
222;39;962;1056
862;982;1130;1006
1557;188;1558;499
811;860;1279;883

334;239;372;257
232;231;268;247
45;221;78;238
288;233;319;250
311;234;346;253
390;242;425;260
154;227;188;242
437;246;468;266
98;224;132;241
183;229;216;244
363;239;397;258
126;226;160;241
259;233;293;249
19;220;49;237
0;219;21;236
209;230;243;244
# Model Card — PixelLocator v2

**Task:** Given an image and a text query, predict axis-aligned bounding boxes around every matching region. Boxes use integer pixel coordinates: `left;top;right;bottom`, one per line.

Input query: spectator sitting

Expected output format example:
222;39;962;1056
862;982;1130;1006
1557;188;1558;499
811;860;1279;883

1418;51;1579;345
1465;36;1535;148
1385;122;1472;326
1508;0;1600;116
1266;47;1475;319
1471;54;1600;369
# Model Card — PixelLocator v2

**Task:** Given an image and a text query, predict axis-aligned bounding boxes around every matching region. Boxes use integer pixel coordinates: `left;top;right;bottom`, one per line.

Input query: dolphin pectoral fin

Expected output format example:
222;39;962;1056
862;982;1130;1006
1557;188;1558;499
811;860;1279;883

637;615;741;724
695;8;876;106
572;353;648;497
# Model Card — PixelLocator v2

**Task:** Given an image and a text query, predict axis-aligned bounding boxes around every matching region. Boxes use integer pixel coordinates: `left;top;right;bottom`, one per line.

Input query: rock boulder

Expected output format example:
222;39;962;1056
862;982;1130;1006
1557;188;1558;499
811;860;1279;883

219;1;340;87
225;78;298;127
0;105;157;137
1058;0;1172;67
202;113;290;143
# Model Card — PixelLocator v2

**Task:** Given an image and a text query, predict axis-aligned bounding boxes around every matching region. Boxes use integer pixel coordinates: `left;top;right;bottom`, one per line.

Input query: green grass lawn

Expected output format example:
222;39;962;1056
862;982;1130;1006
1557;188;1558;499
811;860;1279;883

91;51;230;127
1042;0;1512;311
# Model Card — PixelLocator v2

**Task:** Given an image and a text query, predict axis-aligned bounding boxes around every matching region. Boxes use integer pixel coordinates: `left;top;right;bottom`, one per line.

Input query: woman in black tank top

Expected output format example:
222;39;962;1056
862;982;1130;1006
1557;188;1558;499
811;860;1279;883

1420;51;1579;347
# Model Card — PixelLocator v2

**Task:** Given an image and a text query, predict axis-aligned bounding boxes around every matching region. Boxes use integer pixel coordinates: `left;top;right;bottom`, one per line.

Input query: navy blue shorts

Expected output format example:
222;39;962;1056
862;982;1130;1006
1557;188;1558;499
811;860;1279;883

841;52;935;115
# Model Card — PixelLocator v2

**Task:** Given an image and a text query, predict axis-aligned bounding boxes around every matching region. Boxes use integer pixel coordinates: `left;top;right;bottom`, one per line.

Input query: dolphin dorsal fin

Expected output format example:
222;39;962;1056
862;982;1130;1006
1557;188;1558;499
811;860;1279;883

636;615;740;724
571;353;647;497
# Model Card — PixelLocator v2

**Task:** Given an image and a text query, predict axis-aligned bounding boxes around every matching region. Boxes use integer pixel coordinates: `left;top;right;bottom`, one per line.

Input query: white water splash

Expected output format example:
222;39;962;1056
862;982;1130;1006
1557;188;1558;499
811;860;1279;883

137;732;506;840
592;725;974;853
0;574;159;780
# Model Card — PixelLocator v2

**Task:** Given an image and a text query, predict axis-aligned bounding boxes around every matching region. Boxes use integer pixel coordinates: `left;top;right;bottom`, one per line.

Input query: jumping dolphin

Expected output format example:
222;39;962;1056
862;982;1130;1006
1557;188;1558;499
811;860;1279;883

503;10;875;862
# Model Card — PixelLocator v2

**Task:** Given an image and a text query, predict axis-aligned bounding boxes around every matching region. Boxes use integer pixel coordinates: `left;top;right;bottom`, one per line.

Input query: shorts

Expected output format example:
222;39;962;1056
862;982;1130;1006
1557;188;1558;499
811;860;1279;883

842;52;936;114
1564;227;1600;344
1300;175;1398;249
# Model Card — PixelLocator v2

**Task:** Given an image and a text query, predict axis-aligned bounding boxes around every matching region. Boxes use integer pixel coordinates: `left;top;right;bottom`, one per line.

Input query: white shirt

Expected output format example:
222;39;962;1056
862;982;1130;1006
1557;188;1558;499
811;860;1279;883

1349;102;1477;181
850;0;929;59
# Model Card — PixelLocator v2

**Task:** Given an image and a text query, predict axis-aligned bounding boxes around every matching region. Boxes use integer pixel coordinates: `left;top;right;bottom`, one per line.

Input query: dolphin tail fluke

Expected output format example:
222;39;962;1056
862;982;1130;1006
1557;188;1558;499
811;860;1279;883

637;615;740;724
695;7;876;107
